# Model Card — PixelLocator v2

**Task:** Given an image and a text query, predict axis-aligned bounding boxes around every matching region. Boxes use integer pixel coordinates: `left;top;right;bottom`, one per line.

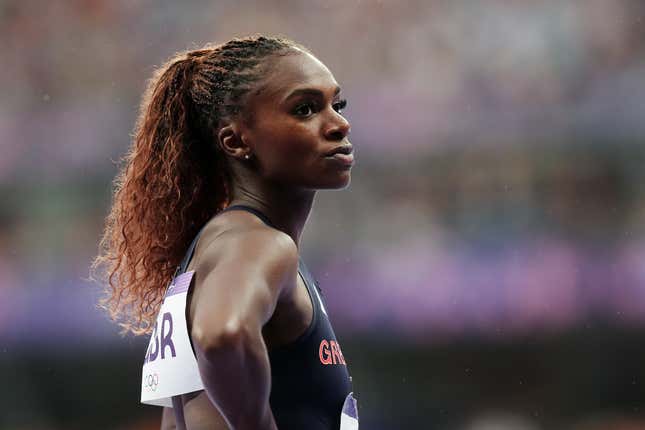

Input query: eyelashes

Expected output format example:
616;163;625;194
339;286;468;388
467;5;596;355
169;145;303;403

333;99;347;113
293;103;315;117
293;98;348;117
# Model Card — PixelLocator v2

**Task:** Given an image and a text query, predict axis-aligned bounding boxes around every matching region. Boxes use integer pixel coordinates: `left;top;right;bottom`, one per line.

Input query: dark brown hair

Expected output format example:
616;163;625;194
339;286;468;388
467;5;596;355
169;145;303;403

92;35;307;335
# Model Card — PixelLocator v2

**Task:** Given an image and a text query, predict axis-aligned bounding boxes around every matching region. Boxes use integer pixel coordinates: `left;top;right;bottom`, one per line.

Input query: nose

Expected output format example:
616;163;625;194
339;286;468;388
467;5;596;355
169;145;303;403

324;111;351;142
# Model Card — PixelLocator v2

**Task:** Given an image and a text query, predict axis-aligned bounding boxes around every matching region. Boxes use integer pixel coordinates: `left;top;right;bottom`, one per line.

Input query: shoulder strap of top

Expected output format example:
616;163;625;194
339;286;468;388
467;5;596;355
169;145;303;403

176;225;206;276
297;258;323;294
175;204;277;277
222;204;276;228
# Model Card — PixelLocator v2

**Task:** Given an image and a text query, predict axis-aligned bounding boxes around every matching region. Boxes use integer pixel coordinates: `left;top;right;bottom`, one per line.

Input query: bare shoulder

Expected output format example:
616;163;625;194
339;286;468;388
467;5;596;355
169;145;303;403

191;211;299;280
186;211;299;339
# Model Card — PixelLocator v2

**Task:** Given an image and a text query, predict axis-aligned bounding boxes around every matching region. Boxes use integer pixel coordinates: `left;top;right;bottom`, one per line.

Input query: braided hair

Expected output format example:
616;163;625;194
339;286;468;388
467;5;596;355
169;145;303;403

92;35;309;335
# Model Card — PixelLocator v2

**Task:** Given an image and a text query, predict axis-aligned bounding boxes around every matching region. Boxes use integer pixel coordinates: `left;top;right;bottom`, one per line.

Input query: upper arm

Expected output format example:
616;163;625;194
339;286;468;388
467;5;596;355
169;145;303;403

189;227;298;350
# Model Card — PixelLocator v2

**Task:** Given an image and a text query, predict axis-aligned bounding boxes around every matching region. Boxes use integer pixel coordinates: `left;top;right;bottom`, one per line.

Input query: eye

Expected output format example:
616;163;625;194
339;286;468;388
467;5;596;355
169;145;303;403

333;99;348;113
293;102;316;117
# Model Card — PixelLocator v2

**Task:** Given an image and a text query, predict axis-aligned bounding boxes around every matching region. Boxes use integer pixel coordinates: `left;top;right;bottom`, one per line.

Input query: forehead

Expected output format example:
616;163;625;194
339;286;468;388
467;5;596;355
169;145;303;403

254;50;338;102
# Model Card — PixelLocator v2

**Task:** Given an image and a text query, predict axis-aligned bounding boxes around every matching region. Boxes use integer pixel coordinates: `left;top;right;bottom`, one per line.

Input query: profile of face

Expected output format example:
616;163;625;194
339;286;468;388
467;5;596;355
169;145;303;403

229;49;353;190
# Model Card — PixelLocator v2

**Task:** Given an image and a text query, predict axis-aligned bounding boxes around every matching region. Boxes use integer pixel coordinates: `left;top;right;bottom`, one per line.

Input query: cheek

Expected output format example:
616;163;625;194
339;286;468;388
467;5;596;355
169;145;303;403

260;125;320;174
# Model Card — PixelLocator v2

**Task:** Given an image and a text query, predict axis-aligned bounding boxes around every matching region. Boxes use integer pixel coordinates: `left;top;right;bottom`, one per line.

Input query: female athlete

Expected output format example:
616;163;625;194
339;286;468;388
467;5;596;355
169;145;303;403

93;35;359;429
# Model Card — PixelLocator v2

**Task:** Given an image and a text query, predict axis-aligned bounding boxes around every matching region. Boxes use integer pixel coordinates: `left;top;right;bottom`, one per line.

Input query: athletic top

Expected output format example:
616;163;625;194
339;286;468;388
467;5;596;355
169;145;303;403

140;205;359;429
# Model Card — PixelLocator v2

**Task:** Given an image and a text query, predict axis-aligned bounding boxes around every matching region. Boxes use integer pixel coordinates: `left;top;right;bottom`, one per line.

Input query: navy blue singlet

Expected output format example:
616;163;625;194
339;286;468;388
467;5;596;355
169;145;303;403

174;205;355;429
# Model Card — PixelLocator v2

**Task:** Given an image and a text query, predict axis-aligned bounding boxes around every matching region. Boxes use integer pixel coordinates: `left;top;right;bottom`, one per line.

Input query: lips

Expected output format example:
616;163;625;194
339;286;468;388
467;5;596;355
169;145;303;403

324;144;354;168
324;145;353;157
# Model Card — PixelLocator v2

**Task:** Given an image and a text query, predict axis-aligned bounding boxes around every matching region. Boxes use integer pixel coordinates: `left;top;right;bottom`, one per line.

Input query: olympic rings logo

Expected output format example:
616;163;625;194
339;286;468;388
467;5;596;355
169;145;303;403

143;373;159;392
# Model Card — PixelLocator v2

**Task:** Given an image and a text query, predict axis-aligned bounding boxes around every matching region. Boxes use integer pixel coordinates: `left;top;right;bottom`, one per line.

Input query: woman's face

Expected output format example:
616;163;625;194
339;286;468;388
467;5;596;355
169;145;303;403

239;50;353;190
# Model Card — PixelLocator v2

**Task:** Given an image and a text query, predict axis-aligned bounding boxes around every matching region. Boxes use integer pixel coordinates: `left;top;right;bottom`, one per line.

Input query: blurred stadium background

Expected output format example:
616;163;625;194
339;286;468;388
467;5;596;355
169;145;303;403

1;1;645;429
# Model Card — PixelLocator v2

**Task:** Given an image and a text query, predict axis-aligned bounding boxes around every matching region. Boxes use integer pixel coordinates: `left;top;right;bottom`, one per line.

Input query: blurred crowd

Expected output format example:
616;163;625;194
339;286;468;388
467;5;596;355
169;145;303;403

1;0;645;179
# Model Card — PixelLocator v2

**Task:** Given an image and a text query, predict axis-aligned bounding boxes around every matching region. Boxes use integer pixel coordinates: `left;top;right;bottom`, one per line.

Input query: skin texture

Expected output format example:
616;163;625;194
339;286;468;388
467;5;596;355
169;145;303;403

160;49;352;430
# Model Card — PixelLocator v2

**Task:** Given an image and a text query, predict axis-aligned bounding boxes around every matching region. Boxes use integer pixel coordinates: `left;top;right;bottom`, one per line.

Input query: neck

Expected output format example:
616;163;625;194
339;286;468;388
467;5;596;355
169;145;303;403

227;177;315;249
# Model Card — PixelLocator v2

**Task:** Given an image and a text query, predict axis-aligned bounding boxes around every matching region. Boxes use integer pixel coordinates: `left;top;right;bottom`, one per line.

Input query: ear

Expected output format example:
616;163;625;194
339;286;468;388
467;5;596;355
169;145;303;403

217;123;251;160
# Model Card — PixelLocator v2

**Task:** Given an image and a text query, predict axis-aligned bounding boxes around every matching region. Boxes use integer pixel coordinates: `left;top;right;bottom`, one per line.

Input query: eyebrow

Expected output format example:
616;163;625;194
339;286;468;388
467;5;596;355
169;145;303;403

284;86;341;102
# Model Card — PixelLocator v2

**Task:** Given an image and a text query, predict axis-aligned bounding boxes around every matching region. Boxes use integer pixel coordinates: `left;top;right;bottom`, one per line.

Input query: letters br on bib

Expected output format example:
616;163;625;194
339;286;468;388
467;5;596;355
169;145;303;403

141;271;202;407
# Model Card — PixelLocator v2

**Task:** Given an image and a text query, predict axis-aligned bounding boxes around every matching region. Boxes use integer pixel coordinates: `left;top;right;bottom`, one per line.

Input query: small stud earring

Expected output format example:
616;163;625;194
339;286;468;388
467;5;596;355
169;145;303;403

244;154;251;160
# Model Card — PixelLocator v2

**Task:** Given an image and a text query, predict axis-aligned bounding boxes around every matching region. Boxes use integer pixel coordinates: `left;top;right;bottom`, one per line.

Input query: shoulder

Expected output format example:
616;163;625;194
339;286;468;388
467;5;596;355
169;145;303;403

194;216;298;277
188;210;299;297
186;211;299;339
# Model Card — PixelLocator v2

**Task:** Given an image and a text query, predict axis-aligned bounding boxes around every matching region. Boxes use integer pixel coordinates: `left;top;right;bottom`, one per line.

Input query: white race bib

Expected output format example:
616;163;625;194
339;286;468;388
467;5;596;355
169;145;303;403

141;271;204;407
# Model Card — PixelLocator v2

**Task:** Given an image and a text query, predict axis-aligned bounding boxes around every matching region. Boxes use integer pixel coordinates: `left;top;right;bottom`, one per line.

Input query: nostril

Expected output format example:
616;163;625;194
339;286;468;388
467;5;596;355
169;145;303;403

328;130;345;141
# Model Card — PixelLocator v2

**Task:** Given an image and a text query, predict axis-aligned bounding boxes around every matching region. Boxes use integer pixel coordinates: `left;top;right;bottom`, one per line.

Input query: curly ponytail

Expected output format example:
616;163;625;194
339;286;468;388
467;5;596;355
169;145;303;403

92;35;307;335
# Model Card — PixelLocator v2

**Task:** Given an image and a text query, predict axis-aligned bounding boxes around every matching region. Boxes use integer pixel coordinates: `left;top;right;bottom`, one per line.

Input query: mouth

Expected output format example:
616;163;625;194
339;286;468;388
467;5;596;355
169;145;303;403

324;144;354;168
324;144;353;157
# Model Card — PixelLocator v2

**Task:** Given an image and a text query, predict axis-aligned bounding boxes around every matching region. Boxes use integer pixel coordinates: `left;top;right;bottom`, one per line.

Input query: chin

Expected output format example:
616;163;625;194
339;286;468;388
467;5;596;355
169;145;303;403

315;172;352;190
